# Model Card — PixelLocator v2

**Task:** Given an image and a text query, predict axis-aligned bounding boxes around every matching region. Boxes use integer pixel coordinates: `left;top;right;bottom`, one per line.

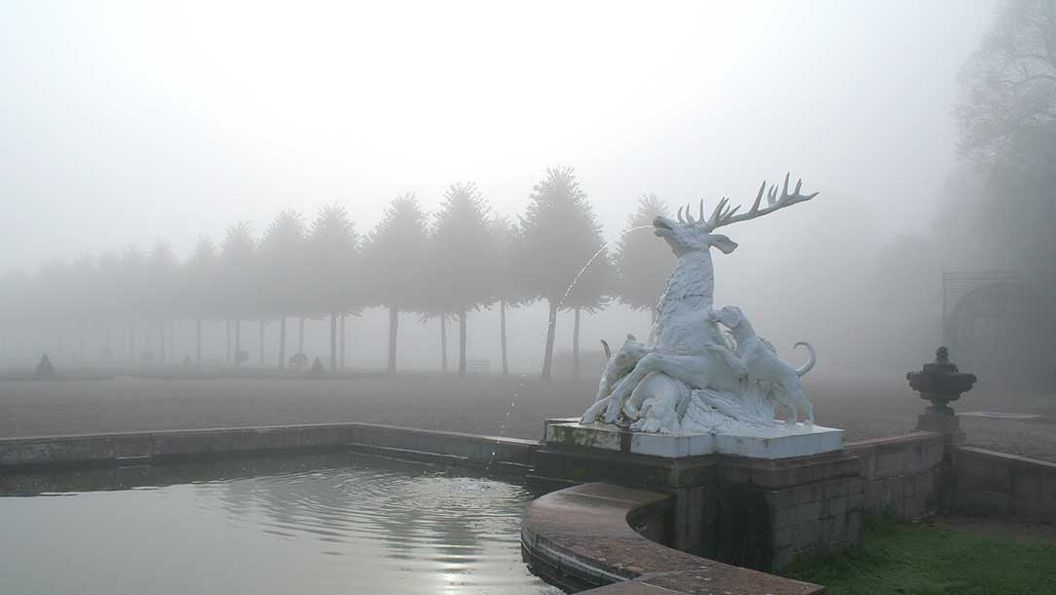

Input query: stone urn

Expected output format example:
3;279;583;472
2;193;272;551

907;346;977;414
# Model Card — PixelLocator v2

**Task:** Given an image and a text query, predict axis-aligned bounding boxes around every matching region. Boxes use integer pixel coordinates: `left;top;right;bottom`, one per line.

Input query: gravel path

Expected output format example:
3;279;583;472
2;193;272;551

1;373;1053;461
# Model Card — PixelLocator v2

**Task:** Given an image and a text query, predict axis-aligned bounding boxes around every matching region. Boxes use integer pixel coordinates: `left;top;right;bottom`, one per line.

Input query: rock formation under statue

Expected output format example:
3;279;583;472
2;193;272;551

580;175;833;446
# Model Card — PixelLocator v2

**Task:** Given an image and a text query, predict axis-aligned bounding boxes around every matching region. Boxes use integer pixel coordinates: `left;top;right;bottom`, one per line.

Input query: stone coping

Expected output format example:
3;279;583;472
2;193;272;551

521;482;824;594
844;431;943;449
0;421;541;471
956;445;1056;468
0;422;540;446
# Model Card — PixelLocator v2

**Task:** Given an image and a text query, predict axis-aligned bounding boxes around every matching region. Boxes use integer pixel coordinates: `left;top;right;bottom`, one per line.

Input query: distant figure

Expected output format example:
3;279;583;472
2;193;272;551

289;352;309;369
34;354;56;378
181;355;193;368
311;357;325;375
236;350;249;365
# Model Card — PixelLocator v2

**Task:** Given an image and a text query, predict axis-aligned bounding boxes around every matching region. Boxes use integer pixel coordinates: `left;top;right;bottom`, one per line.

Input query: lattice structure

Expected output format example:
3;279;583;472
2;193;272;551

942;270;1026;343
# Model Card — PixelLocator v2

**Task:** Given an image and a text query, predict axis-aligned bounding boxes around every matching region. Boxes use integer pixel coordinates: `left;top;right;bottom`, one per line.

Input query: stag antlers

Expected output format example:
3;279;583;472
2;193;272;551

675;199;709;225
676;173;818;230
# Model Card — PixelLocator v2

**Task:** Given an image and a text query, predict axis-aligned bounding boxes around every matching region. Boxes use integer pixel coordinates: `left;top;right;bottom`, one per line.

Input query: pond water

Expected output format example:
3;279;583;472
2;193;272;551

0;453;559;595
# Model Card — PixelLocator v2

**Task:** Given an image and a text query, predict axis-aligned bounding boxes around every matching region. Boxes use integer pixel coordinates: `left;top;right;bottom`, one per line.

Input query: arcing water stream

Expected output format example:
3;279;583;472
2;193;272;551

485;225;653;471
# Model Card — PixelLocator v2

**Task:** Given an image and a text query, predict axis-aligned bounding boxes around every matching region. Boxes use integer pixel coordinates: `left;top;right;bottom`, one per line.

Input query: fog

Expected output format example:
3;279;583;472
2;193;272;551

5;0;1051;387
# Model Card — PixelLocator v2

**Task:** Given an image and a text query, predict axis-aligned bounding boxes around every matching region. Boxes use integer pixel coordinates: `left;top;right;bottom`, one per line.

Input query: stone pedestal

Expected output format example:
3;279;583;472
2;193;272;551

528;419;863;572
913;410;964;512
914;411;964;442
546;419;844;459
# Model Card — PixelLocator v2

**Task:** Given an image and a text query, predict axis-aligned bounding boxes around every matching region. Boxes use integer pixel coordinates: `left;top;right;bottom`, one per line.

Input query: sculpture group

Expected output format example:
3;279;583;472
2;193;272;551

581;175;820;434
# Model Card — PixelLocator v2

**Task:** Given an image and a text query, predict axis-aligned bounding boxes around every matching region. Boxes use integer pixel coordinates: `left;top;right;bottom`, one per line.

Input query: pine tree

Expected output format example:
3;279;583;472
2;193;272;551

362;194;430;374
308;205;359;371
260;211;307;369
183;237;219;367
429;182;498;376
615;195;673;324
513;167;610;379
490;216;520;375
220;222;257;366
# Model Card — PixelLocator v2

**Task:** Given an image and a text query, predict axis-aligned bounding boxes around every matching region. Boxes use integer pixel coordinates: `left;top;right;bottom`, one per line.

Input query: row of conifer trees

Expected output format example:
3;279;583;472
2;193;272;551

2;167;674;378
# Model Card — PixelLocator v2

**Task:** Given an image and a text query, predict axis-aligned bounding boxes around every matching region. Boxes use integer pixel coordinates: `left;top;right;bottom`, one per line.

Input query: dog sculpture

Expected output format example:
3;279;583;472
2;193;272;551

595;335;652;405
713;305;817;425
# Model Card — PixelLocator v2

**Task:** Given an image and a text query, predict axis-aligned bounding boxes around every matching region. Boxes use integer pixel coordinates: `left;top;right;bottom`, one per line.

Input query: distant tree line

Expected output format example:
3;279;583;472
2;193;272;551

954;0;1055;279
0;168;675;379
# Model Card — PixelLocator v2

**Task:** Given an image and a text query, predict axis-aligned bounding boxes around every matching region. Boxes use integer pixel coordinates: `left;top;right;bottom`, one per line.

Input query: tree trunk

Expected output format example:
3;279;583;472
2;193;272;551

225;320;231;365
329;312;338;371
573;307;581;379
340;314;346;370
500;300;509;375
440;315;448;372
541;299;558;380
159;321;166;366
259;319;265;368
278;316;287;369
387;305;398;374
458;310;467;378
195;319;202;367
234;320;241;366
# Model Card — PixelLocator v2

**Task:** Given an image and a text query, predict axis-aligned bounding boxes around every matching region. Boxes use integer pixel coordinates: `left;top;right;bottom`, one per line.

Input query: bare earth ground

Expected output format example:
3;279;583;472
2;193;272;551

0;371;1054;461
936;515;1056;545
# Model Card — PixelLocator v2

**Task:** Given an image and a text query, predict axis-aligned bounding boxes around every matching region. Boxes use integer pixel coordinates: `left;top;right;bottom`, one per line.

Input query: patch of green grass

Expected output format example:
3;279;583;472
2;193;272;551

785;517;1056;595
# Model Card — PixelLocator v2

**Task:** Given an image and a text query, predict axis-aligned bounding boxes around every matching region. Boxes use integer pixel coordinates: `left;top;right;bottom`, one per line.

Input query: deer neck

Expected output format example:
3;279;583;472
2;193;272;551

656;250;715;320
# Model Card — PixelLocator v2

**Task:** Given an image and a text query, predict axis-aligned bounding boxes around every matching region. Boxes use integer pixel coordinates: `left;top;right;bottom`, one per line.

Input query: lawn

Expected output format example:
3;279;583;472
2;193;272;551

785;517;1056;595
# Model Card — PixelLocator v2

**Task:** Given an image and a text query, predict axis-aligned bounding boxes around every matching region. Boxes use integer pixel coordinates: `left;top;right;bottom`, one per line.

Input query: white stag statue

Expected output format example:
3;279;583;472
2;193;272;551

581;175;819;434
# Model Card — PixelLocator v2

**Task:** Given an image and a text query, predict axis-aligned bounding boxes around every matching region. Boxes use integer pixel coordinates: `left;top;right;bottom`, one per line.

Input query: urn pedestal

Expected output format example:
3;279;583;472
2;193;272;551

908;346;977;443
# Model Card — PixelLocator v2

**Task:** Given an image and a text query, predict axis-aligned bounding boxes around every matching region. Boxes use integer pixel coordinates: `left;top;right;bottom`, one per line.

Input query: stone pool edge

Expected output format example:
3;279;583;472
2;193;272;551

1;422;828;592
521;482;824;594
0;422;539;475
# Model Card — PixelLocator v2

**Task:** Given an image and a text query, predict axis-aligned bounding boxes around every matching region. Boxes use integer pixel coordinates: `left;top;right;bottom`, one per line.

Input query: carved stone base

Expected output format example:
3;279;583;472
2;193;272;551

545;419;844;460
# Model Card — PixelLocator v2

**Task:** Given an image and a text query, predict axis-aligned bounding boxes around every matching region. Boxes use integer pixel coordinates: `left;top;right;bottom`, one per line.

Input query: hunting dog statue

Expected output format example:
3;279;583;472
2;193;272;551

713;305;817;426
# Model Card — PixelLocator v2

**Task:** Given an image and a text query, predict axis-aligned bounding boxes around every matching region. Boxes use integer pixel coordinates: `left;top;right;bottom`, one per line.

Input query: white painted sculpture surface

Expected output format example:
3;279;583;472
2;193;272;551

581;175;820;435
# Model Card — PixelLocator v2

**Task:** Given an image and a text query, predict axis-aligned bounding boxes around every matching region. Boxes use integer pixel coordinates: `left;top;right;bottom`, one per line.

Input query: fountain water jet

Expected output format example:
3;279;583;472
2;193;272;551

485;225;653;471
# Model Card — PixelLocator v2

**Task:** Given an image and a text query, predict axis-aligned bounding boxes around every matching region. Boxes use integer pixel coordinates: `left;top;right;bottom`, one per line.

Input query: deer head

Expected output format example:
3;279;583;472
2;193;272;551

653;173;818;257
652;204;738;257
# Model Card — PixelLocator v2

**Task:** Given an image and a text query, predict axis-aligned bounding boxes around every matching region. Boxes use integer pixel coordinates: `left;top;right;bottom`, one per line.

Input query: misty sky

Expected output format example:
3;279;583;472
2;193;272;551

1;0;996;273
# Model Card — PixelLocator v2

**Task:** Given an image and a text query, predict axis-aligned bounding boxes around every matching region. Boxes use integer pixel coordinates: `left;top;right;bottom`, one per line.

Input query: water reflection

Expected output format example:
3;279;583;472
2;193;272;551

0;453;559;595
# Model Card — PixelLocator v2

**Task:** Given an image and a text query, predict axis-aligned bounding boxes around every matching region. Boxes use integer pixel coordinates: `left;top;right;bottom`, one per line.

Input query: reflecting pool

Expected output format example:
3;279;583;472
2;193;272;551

0;453;559;594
